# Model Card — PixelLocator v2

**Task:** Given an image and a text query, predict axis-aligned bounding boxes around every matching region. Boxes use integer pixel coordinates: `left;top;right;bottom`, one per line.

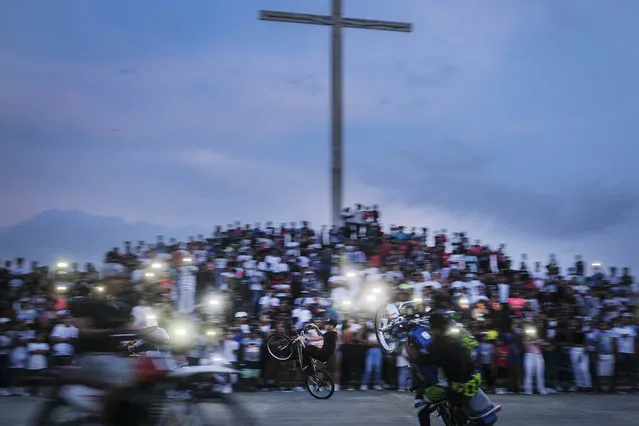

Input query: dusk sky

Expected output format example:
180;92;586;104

1;0;639;271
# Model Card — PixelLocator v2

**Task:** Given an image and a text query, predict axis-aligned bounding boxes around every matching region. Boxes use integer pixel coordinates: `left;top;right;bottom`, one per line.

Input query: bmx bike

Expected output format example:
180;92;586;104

265;328;335;400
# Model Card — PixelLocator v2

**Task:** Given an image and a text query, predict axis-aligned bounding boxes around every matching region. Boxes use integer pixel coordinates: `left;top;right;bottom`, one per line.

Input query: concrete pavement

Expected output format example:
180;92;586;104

1;391;637;425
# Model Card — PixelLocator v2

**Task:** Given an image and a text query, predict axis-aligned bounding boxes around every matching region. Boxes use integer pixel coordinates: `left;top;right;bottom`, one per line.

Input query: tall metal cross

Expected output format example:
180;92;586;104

259;0;412;226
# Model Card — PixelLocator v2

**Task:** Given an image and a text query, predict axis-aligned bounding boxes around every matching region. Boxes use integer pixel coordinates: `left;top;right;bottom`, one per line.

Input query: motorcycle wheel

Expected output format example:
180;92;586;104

32;398;97;426
375;304;401;354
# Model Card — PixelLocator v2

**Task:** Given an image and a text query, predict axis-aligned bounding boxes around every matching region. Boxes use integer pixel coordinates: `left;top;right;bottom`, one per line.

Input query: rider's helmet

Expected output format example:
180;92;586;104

428;312;451;333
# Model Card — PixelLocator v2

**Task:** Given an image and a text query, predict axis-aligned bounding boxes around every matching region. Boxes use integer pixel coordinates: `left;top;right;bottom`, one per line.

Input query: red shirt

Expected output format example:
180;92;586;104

495;345;509;368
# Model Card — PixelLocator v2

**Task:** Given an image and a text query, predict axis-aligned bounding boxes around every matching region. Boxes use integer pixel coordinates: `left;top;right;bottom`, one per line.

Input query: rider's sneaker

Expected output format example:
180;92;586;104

360;385;369;391
373;385;384;391
0;388;9;397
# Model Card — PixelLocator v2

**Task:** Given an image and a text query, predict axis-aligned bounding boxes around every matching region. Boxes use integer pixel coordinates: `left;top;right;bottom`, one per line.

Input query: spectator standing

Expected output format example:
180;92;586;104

396;346;411;391
177;254;198;314
523;327;547;395
50;314;78;366
506;329;524;394
494;337;509;394
612;315;637;391
9;322;32;396
569;320;592;391
478;334;495;393
9;258;28;300
239;330;262;391
0;319;11;396
360;326;383;391
26;332;49;395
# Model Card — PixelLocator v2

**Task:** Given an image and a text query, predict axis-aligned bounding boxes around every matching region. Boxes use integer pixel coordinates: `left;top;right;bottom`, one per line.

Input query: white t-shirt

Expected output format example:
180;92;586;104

498;283;510;303
451;280;467;290
612;326;636;354
27;342;50;370
50;325;79;356
223;339;240;363
9;266;28;288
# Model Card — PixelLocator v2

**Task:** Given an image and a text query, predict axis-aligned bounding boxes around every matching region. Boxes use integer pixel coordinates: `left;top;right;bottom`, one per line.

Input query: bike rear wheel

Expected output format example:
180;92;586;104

266;333;294;361
305;369;335;400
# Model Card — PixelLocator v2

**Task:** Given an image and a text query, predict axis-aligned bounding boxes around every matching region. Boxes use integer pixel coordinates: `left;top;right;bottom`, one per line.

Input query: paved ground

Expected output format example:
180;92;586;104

2;391;638;425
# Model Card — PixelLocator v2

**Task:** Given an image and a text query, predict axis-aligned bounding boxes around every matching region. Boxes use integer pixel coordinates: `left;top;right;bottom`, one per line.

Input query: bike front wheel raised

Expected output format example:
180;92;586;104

375;304;401;354
305;369;335;400
266;333;294;361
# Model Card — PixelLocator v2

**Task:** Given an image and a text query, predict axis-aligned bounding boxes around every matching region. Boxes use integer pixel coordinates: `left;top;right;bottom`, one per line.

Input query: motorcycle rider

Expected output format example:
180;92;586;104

127;316;170;355
67;279;166;425
404;313;500;426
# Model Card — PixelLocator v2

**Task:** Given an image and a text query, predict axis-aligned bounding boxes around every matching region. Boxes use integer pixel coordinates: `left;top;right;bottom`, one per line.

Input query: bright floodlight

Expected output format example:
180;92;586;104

95;286;104;293
57;262;68;269
346;271;355;278
183;257;193;264
413;297;423;303
592;262;602;268
372;287;382;294
151;262;162;269
206;330;217;336
342;300;352;307
145;272;154;278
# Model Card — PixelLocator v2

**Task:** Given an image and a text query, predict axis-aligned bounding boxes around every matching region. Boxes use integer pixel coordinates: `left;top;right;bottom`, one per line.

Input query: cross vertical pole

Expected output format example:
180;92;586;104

258;2;412;226
331;0;343;228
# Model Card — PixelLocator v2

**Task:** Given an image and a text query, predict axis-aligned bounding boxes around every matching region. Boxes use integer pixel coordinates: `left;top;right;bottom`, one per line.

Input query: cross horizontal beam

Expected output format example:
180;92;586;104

259;10;412;32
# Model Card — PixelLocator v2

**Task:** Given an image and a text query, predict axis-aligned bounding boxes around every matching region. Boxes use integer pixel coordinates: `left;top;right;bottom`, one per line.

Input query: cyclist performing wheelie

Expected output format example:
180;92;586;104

266;319;338;399
376;303;500;426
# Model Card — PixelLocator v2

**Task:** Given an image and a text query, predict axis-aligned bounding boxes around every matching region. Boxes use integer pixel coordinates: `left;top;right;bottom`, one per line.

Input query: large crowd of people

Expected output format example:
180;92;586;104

1;204;638;397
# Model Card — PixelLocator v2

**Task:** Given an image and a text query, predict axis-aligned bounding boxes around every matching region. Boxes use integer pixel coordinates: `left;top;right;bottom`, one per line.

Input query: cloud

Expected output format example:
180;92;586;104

0;0;544;148
363;149;639;239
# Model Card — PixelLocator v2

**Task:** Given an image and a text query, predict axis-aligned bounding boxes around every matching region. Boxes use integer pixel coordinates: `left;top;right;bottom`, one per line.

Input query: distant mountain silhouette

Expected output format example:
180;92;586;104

0;209;208;266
